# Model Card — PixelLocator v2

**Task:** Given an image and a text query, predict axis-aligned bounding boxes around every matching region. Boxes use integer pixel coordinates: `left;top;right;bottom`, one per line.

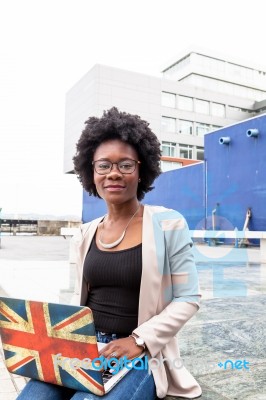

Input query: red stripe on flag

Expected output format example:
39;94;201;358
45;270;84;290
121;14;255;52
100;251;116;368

77;368;104;392
0;307;18;323
9;356;34;372
54;309;90;331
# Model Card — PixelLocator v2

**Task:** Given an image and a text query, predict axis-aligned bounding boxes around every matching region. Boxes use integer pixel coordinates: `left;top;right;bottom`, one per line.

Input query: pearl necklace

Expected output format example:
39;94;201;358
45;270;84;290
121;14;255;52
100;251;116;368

98;204;140;249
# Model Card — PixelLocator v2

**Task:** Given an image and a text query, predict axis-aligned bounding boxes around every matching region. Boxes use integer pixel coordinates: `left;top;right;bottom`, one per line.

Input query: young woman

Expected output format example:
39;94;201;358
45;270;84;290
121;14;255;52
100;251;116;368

18;107;201;400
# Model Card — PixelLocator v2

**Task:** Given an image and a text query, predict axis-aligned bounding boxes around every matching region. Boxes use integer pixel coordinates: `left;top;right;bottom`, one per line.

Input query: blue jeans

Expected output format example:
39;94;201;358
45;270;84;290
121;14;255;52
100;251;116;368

17;331;157;400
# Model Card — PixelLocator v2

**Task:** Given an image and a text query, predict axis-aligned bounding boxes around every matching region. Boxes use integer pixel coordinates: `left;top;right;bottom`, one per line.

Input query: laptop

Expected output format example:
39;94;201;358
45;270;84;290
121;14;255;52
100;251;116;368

0;296;145;396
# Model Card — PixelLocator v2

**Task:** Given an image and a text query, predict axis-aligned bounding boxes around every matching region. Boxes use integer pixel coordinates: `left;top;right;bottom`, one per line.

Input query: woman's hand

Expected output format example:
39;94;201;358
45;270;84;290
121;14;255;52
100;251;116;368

98;336;144;360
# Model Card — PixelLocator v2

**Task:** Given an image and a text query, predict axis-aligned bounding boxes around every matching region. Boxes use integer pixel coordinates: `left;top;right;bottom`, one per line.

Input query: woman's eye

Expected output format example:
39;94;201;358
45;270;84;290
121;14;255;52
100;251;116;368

120;163;133;170
98;163;110;169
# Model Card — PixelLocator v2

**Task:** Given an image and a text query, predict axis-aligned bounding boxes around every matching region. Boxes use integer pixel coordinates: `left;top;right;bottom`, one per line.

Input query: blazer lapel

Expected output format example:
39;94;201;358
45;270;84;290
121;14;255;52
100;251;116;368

78;217;102;264
77;217;102;305
138;205;165;325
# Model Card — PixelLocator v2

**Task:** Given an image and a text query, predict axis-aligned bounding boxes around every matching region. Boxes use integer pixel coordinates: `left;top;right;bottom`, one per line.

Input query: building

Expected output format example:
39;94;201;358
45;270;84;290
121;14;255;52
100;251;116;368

64;47;266;175
63;48;266;223
81;112;266;229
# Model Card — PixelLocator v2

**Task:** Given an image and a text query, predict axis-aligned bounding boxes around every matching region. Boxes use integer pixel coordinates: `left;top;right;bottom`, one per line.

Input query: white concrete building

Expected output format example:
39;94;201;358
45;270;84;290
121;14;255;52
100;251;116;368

64;48;266;173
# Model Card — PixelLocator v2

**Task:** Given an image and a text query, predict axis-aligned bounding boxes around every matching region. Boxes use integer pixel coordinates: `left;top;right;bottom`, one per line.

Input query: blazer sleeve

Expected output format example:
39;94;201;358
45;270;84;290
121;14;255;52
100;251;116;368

133;216;201;357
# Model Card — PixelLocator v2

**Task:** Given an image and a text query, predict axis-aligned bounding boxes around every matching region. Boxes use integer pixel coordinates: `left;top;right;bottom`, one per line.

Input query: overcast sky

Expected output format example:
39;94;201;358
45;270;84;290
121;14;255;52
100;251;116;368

0;0;265;218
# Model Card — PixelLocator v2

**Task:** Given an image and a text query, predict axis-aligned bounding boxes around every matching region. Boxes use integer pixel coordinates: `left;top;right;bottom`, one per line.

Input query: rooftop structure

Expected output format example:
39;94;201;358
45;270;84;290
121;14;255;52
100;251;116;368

64;48;266;174
162;47;266;102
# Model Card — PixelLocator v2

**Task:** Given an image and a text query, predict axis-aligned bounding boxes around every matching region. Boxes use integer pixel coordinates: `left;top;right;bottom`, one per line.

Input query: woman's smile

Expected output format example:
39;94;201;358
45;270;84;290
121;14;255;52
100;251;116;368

104;184;126;191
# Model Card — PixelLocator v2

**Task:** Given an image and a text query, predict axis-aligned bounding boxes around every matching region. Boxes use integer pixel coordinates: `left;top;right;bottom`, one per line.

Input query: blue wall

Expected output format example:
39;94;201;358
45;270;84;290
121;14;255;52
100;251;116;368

82;192;107;222
82;114;266;232
205;114;266;231
144;162;205;229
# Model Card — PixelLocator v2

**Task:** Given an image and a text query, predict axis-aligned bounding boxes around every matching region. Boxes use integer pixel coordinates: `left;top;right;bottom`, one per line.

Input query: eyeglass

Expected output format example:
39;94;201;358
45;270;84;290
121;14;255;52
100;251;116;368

92;159;141;175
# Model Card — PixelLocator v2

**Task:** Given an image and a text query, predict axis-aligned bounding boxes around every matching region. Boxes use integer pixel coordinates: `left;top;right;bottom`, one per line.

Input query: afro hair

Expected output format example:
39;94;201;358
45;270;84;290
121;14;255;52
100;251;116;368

73;107;161;200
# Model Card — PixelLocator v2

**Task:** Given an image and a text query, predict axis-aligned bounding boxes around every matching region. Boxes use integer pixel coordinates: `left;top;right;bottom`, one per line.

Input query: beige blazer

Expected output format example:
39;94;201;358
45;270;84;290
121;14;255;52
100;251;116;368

71;204;202;399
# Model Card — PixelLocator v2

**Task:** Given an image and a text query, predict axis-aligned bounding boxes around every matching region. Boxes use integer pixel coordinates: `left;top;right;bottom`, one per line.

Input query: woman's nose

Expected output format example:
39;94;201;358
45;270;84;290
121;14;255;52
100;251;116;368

106;163;122;177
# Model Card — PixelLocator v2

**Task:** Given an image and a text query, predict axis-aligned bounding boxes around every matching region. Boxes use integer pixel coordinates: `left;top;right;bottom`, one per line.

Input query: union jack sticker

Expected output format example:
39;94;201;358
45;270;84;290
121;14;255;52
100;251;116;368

0;297;105;395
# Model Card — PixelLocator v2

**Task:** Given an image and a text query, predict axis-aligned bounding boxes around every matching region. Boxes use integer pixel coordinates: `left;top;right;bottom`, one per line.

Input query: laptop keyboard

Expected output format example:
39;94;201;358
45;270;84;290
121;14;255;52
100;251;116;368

102;361;119;384
102;368;114;384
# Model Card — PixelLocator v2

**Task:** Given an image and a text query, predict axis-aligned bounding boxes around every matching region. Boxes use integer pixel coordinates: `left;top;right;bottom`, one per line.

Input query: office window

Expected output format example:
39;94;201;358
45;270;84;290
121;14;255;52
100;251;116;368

195;99;209;115
161;161;182;172
196;146;204;161
211;125;222;132
228;105;254;115
162;141;176;157
179;144;193;159
212;102;225;117
178;95;193;111
180;74;266;101
178;120;193;135
195;122;210;137
196;54;225;74
161;116;176;132
162;92;176;108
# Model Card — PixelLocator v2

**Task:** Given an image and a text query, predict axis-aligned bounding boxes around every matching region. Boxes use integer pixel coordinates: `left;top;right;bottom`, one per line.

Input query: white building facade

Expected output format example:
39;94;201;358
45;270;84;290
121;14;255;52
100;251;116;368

64;49;266;173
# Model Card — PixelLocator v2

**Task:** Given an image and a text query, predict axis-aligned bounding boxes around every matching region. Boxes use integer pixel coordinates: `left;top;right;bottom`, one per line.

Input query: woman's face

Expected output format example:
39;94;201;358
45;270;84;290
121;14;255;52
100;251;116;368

92;139;140;204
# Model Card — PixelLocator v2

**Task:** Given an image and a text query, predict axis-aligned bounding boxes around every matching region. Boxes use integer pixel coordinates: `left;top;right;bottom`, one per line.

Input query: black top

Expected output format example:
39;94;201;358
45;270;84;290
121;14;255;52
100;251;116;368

83;236;142;335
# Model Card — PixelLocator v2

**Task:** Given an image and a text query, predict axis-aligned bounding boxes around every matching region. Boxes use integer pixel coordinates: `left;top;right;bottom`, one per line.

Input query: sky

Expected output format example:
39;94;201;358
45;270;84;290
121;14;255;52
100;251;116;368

0;0;266;218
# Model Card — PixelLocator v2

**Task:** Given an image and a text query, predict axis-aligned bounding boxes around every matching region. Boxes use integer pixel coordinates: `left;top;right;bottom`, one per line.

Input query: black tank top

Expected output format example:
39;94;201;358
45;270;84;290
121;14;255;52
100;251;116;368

83;236;142;335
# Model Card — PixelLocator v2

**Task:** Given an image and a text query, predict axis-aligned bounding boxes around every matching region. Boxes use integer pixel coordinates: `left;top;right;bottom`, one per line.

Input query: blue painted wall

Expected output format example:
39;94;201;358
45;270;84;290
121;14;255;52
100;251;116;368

143;162;205;229
82;191;106;222
205;114;266;231
82;114;266;232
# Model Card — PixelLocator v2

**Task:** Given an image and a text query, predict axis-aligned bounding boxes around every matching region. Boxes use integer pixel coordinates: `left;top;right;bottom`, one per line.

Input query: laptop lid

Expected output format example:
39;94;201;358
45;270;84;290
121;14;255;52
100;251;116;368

0;297;106;395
